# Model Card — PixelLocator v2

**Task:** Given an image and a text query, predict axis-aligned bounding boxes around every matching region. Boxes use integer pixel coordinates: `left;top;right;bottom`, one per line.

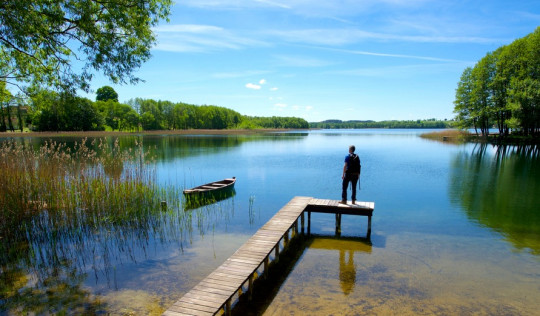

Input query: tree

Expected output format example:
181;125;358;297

96;86;119;102
29;88;104;131
453;27;540;137
0;0;172;92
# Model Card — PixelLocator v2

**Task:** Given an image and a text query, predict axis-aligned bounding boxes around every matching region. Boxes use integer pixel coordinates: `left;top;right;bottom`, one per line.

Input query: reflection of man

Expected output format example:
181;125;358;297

339;249;356;296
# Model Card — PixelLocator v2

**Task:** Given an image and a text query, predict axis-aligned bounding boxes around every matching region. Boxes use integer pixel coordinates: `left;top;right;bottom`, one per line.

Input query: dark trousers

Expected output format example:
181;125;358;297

342;173;359;201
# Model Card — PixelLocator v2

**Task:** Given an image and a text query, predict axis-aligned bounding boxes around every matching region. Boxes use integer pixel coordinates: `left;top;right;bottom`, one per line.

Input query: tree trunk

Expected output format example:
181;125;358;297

17;103;24;132
6;104;14;132
0;102;6;132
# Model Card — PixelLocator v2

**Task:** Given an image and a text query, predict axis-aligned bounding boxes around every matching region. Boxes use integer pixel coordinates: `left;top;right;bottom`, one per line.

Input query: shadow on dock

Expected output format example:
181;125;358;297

232;234;372;315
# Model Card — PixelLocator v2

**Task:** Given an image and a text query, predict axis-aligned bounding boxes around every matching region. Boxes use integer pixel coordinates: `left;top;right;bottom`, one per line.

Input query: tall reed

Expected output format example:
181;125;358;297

0;138;181;242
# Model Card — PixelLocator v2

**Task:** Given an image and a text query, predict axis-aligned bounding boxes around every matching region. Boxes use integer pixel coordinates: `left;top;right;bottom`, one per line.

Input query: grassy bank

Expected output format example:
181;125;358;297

419;129;471;143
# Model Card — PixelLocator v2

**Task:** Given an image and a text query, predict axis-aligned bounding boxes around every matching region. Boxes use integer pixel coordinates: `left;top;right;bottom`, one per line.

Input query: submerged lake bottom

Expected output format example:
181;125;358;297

1;130;539;315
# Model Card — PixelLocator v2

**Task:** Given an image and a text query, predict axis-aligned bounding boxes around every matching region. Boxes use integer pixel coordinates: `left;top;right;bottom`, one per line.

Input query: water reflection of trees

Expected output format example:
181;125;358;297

450;144;540;255
6;133;308;163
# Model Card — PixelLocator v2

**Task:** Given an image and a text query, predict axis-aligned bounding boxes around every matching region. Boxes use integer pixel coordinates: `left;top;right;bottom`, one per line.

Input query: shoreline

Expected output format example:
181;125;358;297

420;130;540;145
0;128;312;138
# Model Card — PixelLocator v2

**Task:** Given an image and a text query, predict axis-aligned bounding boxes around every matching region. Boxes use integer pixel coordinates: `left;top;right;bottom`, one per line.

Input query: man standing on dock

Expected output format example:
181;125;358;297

341;145;361;204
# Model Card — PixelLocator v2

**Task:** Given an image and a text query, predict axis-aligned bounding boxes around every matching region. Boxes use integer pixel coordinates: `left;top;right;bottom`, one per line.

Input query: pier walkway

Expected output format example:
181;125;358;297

163;197;375;316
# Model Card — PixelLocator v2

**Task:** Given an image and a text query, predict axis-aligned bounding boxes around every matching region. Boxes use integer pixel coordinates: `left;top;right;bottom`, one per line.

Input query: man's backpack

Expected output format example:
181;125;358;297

347;154;361;174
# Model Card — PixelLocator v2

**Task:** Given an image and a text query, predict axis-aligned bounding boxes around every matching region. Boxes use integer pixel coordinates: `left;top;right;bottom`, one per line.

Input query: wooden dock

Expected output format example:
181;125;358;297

163;197;375;316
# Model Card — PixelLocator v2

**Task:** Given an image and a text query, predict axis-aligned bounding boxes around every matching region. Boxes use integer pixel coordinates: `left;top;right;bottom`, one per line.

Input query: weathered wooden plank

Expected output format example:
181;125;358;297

206;270;249;282
183;291;230;304
209;270;247;280
171;302;215;315
198;277;242;289
239;242;274;250
192;284;234;297
240;242;275;251
234;246;271;255
247;236;278;243
231;253;266;263
227;257;263;266
197;280;239;291
215;265;255;276
176;296;223;309
210;267;249;279
254;229;287;236
220;260;259;270
230;251;267;260
166;305;211;316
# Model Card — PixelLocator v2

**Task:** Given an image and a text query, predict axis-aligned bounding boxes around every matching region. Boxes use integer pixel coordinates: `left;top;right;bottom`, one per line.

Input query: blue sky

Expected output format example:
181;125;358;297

85;0;540;122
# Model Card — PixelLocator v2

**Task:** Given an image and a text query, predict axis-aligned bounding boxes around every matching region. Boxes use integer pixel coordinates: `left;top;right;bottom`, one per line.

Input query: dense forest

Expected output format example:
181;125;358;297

0;86;309;132
454;27;539;137
309;119;452;129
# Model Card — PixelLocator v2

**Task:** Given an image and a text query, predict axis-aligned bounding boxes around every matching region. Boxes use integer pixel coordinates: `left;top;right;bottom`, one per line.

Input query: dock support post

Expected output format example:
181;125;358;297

367;215;372;238
264;255;269;278
335;213;342;236
225;298;231;316
248;274;254;300
274;242;279;260
284;229;289;244
307;211;311;235
301;212;305;234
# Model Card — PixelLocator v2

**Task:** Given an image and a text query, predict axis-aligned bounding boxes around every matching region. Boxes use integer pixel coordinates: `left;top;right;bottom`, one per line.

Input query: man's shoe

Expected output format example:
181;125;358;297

352;200;356;204
339;200;347;204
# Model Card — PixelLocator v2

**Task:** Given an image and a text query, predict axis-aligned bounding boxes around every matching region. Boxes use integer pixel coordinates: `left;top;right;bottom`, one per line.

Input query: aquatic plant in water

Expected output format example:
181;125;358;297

0;138;195;314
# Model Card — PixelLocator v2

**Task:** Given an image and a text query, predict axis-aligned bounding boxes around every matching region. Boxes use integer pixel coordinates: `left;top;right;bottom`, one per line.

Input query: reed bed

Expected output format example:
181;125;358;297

419;129;471;143
0;137;238;314
0;137;194;271
0;138;169;230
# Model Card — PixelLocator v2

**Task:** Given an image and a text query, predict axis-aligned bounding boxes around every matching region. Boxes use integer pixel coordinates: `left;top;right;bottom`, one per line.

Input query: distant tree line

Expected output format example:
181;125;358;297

0;86;308;132
310;119;452;129
454;27;540;137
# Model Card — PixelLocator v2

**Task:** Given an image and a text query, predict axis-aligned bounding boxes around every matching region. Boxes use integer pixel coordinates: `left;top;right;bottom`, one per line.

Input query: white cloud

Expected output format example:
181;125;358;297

266;28;505;46
329;63;468;78
325;47;465;62
246;83;262;90
270;87;279;91
274;55;334;67
259;79;267;84
212;70;271;79
154;24;268;53
306;106;314;111
274;103;288;108
255;0;291;9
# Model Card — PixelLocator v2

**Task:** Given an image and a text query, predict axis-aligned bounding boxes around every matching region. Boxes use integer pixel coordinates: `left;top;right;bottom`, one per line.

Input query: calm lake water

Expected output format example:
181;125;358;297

1;129;539;315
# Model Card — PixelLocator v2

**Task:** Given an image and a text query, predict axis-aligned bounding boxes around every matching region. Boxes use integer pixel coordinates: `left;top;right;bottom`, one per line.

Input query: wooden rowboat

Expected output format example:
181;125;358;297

183;177;236;195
